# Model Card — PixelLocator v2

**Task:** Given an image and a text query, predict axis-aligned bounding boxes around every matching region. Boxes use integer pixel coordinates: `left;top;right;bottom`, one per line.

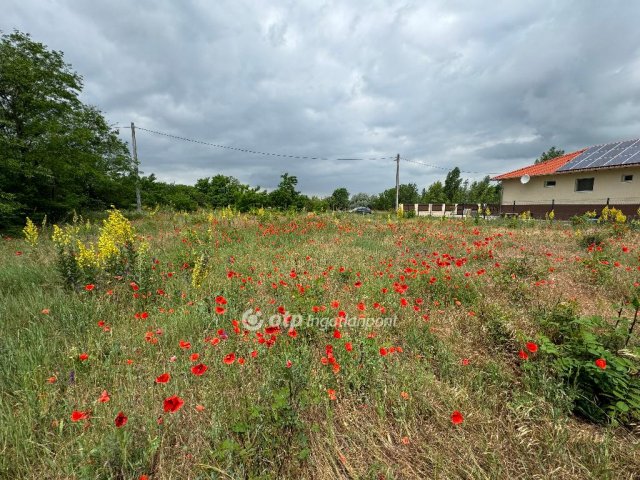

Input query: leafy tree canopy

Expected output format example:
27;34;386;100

349;192;376;208
374;184;419;210
443;167;463;203
269;173;302;209
328;187;349;210
535;146;565;164
0;30;131;226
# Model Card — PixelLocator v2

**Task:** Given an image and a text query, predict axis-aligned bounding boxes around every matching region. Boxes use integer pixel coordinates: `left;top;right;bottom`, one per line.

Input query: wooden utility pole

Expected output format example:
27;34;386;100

130;122;142;212
395;153;400;212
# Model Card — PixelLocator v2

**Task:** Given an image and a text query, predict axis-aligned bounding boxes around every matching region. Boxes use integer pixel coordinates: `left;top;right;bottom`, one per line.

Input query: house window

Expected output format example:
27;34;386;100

575;177;594;192
544;180;556;187
622;174;633;182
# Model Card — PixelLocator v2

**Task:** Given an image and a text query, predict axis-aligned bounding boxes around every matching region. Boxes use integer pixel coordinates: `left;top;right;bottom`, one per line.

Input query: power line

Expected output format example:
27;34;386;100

401;157;499;176
117;125;395;162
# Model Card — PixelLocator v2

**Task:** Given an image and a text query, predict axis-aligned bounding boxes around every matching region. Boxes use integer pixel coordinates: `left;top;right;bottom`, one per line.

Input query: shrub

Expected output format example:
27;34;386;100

536;306;640;425
571;210;597;226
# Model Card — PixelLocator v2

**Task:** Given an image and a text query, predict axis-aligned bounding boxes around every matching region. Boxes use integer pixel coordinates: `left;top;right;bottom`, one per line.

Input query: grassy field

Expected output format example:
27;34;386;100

1;210;639;479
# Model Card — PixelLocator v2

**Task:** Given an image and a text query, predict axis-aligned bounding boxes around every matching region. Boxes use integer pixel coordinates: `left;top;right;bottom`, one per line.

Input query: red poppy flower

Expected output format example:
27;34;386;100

190;353;200;362
179;340;191;350
79;353;89;361
155;373;170;384
526;342;538;353
357;302;366;311
215;295;227;305
379;347;388;356
461;358;470;366
327;389;337;400
98;390;110;403
286;360;292;368
191;363;208;376
451;410;464;425
163;395;184;413
333;330;342;339
518;350;529;360
595;358;607;369
114;411;128;427
345;342;353;352
84;284;95;291
223;352;236;365
71;410;90;422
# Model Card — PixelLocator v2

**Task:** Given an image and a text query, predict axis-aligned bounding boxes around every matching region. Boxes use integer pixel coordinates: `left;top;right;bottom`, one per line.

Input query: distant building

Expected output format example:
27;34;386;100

493;140;640;212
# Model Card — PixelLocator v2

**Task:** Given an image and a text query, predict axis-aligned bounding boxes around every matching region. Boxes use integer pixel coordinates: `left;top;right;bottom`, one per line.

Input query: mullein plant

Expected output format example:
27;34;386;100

22;217;39;247
51;208;148;288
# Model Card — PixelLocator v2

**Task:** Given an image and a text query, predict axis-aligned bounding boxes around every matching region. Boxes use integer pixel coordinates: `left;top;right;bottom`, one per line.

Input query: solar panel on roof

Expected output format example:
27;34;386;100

557;147;596;171
621;144;640;164
557;138;640;172
585;141;624;168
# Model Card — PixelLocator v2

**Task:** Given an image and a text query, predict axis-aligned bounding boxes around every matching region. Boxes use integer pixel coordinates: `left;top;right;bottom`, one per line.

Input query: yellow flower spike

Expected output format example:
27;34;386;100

23;217;39;247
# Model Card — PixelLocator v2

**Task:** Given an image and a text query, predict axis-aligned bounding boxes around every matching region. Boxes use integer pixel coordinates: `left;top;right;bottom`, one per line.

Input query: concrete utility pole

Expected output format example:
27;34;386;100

395;153;400;212
130;122;142;212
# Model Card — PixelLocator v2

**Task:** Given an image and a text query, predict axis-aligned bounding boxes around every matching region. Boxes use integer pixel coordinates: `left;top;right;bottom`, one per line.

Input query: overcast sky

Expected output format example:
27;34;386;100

4;1;640;196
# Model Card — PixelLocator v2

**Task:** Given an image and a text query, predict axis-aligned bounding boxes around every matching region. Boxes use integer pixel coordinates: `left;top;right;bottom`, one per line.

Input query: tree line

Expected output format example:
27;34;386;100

0;30;500;228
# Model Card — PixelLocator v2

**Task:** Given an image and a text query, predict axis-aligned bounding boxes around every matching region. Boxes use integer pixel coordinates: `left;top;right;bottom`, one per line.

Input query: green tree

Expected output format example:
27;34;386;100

374;184;419;210
269;173;302;209
138;174;205;211
195;174;243;208
328;187;349;210
420;181;447;204
443;167;463;203
349;192;375;208
0;30;131;225
535;146;565;164
235;186;269;212
302;195;329;212
466;176;501;204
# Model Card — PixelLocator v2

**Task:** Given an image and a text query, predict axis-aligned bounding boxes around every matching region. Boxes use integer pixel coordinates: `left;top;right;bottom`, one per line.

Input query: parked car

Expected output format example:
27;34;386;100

350;206;372;214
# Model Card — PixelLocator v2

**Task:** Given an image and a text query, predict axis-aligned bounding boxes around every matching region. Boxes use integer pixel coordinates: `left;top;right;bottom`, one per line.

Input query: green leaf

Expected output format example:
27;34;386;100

616;401;629;412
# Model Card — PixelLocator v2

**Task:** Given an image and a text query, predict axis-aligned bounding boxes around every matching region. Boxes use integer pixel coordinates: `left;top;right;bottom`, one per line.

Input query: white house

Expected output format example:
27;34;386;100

493;139;640;207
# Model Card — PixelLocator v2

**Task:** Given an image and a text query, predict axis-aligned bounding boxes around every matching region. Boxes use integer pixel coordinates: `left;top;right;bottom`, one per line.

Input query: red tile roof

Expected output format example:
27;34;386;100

492;149;586;180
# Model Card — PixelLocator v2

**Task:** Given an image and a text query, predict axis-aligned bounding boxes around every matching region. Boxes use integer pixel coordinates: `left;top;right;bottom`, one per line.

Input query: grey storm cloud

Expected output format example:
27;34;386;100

4;0;640;195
